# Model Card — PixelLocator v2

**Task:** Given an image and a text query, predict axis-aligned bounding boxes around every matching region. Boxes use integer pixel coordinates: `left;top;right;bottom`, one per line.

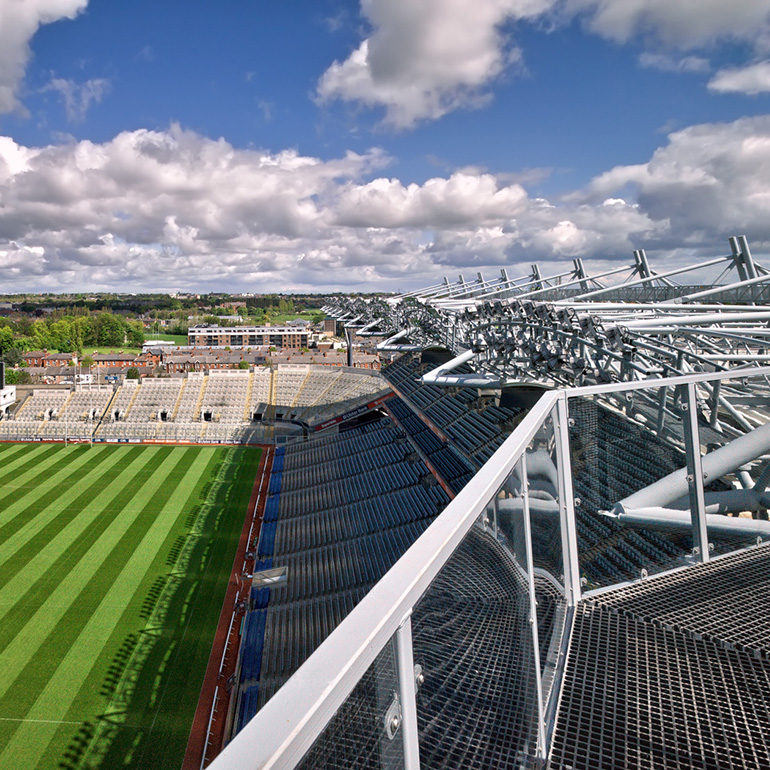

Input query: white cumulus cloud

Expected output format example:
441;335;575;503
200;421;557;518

317;0;552;129
709;61;770;95
582;115;770;248
4;116;770;292
0;0;88;114
333;173;529;228
317;1;770;129
568;0;770;48
639;53;710;74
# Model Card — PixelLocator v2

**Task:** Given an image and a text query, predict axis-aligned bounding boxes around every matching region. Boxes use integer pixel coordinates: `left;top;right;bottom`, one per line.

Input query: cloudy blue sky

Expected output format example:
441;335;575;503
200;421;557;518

2;0;770;294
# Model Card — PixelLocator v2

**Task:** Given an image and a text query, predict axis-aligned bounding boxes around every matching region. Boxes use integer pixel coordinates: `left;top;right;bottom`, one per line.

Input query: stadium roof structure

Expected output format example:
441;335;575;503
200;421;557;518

211;237;770;770
324;235;770;392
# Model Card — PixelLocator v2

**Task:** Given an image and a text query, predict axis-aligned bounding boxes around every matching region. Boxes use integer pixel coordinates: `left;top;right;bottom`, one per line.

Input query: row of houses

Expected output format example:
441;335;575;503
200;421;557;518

16;346;380;384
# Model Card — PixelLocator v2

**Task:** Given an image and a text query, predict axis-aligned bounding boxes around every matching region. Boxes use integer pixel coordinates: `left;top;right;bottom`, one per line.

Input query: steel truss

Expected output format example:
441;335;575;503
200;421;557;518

324;236;770;391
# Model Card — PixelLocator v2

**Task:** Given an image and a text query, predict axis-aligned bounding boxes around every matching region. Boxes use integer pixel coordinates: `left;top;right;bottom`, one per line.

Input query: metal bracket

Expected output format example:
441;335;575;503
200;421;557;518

384;693;402;740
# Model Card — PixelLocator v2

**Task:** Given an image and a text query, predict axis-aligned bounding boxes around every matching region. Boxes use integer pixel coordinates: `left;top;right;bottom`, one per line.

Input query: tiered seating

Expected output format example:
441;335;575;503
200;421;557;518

104;380;138;421
383;356;522;469
1;367;392;445
0;421;39;439
304;371;388;425
124;378;184;423
200;371;250;423
290;369;339;408
199;371;250;440
12;389;70;422
37;387;114;437
273;368;308;415
383;353;697;591
235;417;452;721
388;397;475;493
248;369;272;421
95;381;137;438
174;373;205;422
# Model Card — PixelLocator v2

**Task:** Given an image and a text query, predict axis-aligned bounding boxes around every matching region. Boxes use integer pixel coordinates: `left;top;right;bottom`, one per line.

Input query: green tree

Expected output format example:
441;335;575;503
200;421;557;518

5;370;31;385
95;313;125;346
15;317;34;336
49;318;76;352
238;360;250;369
31;320;51;350
126;367;140;380
74;315;96;347
2;347;24;367
126;319;144;347
0;326;13;354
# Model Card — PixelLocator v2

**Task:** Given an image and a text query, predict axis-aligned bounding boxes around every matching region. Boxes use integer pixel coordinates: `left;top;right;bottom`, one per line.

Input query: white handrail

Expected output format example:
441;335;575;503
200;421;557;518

210;390;561;770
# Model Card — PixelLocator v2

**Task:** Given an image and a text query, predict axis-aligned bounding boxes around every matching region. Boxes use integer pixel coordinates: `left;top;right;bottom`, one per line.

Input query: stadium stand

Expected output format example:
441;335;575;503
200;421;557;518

234;416;453;726
0;366;392;444
381;353;710;589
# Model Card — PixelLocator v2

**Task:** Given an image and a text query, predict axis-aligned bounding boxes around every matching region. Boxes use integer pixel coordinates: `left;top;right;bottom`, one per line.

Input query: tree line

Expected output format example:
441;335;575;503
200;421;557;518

0;312;144;358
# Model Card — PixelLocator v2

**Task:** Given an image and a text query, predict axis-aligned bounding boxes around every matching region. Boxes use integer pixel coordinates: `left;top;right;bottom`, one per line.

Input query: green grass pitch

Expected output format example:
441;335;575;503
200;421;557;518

0;442;262;770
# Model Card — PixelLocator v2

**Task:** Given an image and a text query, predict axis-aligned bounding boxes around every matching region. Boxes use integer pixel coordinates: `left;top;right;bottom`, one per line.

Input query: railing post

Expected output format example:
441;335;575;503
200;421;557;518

555;394;581;606
684;383;710;563
395;616;421;770
519;453;548;761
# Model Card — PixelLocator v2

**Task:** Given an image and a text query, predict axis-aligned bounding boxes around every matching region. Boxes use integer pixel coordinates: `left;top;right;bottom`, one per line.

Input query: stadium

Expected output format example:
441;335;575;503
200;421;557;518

3;235;770;770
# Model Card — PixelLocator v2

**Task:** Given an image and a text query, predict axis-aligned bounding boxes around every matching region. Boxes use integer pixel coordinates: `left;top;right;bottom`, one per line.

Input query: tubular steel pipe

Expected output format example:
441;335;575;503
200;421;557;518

617;421;770;513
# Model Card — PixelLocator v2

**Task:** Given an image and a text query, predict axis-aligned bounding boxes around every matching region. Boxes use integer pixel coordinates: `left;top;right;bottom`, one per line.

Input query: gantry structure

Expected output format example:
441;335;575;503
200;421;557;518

324;235;770;391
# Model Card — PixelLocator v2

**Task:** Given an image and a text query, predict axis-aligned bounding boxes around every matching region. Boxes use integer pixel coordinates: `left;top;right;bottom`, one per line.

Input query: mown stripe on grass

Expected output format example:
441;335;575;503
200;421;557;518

0;447;186;750
0;447;164;643
0;447;188;726
0;444;111;528
0;447;166;654
48;448;231;768
0;447;151;615
0;443;37;468
0;446;121;570
127;448;261;770
0;444;68;508
0;448;215;770
0;444;69;488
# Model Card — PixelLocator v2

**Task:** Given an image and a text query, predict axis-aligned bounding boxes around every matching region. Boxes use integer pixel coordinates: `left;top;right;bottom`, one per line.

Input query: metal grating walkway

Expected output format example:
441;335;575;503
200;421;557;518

550;546;770;770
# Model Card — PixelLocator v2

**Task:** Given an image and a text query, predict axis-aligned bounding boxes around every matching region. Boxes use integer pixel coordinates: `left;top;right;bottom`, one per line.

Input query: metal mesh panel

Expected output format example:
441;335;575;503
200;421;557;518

568;396;693;587
525;412;565;583
551;604;770;770
295;638;404;770
551;546;770;770
411;519;541;770
523;412;568;704
587;544;770;657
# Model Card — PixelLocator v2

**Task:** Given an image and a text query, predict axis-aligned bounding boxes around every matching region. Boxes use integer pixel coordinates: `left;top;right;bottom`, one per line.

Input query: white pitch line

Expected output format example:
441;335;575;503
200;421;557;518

0;717;84;725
